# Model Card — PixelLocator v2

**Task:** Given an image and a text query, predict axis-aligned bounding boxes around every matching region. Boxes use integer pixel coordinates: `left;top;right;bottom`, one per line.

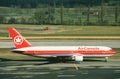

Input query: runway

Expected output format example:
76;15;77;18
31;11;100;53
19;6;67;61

1;42;120;48
0;60;120;79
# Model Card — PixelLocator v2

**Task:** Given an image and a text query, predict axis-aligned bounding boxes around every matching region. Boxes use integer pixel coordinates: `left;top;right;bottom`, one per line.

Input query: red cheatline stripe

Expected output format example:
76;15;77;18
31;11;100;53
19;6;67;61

23;50;115;55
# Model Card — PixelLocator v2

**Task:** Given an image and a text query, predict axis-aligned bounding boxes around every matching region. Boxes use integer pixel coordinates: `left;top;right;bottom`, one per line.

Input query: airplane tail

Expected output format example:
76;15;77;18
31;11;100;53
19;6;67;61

8;27;32;49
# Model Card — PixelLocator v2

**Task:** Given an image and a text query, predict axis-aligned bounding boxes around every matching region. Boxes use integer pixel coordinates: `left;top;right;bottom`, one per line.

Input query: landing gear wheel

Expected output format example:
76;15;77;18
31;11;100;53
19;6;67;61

105;57;108;62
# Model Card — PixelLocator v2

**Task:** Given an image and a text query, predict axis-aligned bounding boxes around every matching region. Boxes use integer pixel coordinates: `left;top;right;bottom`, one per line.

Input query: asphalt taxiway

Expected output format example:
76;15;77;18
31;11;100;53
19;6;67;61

0;60;120;79
1;42;120;48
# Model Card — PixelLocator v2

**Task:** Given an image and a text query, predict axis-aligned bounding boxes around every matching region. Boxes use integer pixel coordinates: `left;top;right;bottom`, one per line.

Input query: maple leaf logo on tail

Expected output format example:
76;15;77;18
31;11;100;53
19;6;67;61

14;36;23;45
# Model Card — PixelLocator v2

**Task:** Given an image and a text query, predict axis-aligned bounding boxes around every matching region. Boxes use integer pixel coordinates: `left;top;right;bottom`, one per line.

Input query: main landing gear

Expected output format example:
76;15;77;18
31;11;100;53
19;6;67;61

105;57;108;62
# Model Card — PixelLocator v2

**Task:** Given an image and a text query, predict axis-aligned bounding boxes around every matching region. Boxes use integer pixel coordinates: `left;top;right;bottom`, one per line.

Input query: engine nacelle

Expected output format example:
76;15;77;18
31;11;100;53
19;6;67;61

73;55;83;62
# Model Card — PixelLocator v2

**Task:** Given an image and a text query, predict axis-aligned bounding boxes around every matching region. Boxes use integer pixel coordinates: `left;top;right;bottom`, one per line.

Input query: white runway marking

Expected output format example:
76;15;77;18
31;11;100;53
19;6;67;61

57;75;76;77
0;72;50;75
114;70;120;73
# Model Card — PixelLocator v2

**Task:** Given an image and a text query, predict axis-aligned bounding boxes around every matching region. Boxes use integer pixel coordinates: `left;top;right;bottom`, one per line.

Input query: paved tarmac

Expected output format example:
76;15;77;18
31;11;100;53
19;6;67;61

1;42;120;48
0;60;120;79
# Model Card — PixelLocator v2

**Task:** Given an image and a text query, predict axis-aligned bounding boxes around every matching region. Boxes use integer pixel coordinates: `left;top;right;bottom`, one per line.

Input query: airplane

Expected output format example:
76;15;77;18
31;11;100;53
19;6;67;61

8;27;116;63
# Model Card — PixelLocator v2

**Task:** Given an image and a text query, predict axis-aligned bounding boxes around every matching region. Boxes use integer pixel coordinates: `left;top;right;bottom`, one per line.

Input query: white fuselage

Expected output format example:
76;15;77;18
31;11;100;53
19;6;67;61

13;46;116;57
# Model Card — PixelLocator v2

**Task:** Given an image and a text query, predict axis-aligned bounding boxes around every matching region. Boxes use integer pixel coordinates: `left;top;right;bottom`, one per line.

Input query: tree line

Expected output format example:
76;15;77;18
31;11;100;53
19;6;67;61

0;0;119;8
0;0;119;26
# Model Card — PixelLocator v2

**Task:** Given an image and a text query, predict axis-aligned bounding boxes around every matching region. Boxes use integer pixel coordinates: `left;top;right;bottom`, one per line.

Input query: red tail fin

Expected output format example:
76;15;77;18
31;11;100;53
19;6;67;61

8;27;32;49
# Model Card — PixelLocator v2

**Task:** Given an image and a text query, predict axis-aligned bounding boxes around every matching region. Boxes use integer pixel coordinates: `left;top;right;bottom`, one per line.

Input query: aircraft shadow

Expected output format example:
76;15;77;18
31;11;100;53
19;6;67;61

0;57;105;63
